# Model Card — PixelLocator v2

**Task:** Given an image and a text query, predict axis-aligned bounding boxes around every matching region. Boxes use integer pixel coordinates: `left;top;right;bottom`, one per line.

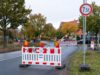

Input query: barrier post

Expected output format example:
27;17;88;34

19;40;30;68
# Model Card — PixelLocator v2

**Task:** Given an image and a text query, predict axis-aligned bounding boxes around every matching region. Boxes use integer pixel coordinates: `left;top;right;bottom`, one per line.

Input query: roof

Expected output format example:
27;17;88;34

60;20;79;25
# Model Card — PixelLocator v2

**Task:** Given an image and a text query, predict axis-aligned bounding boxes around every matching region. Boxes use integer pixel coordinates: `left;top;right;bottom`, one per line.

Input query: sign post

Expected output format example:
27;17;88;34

79;1;92;71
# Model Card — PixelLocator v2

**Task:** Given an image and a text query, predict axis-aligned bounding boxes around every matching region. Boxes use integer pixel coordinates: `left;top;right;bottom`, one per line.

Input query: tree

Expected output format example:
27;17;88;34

55;30;64;39
21;13;46;40
0;0;31;48
29;13;46;37
79;2;100;36
21;22;36;40
59;22;78;35
43;23;56;38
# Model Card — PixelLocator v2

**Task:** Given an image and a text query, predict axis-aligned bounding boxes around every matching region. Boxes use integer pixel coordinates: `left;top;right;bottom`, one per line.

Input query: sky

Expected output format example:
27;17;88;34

25;0;100;29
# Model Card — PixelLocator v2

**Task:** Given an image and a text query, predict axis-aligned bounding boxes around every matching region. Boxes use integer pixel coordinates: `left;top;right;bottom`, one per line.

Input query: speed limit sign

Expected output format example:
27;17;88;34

80;3;92;16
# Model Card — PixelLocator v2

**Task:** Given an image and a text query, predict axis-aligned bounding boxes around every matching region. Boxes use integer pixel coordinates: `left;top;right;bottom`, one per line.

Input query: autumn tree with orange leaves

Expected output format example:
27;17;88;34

59;22;78;35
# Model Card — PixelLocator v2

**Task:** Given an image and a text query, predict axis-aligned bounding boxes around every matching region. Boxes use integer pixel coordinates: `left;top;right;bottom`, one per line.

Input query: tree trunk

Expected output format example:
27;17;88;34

3;30;7;48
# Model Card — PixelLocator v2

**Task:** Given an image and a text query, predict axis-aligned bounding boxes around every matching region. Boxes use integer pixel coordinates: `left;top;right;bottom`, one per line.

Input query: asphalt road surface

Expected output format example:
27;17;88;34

0;42;78;75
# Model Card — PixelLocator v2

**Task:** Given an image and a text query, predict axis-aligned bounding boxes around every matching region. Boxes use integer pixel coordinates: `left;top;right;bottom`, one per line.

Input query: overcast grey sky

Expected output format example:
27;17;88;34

25;0;100;29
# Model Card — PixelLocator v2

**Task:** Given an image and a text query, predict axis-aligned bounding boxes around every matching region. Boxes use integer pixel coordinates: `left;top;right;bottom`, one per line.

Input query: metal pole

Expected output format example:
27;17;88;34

83;0;87;3
83;0;87;65
98;34;100;47
98;32;100;47
79;0;90;72
83;16;87;64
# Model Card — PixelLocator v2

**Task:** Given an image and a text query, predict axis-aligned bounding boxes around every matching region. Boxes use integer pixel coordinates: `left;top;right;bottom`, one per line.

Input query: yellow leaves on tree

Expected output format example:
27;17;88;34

60;22;78;35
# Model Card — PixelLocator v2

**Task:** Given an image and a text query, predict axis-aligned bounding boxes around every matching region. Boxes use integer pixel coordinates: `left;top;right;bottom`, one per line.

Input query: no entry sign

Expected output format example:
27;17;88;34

80;3;92;16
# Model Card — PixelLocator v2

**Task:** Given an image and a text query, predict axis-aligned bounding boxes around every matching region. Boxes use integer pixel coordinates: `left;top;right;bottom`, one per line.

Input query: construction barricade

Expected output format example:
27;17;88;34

59;40;77;46
21;47;61;66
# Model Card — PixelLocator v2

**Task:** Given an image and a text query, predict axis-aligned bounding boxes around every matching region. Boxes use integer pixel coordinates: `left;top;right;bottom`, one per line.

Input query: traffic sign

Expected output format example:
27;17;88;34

80;3;92;16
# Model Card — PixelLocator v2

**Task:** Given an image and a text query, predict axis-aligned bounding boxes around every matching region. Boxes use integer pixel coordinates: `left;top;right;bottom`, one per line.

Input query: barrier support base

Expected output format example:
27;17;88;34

79;64;90;72
19;64;31;68
55;64;66;70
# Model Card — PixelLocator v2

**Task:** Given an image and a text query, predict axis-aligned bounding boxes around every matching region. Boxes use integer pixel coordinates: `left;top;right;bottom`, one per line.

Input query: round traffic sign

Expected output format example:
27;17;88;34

80;3;92;16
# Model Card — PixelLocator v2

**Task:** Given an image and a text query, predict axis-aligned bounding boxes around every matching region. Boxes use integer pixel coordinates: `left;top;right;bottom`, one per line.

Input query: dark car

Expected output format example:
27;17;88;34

77;36;91;44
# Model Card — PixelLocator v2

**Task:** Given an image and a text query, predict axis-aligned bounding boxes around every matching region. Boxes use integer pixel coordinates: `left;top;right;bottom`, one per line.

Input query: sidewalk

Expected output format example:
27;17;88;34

0;51;21;61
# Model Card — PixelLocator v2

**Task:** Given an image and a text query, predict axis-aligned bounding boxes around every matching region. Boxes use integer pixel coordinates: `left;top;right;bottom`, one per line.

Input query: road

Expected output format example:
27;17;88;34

0;42;78;75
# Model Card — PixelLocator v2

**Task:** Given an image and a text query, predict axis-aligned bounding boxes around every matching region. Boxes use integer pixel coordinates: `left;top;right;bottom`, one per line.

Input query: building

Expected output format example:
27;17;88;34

59;19;82;35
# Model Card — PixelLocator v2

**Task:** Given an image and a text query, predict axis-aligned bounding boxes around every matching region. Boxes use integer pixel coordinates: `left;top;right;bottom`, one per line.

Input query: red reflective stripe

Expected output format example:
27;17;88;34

28;48;32;53
43;62;47;65
28;62;32;64
50;49;54;54
43;48;47;53
22;61;25;64
23;48;26;53
58;49;60;54
58;63;61;66
50;63;54;65
56;46;59;48
35;48;40;53
35;62;39;64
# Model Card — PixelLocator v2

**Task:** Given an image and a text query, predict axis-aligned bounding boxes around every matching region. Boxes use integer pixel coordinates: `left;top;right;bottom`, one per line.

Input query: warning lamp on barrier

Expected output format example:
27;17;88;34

23;40;29;47
54;41;59;48
39;41;44;47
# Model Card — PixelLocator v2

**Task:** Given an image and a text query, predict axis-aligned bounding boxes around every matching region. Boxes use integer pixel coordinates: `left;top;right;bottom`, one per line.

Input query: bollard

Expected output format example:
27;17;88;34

90;40;94;50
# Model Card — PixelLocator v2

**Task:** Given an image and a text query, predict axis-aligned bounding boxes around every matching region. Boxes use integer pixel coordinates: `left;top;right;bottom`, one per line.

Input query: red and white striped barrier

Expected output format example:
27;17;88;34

60;41;77;46
22;47;61;66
